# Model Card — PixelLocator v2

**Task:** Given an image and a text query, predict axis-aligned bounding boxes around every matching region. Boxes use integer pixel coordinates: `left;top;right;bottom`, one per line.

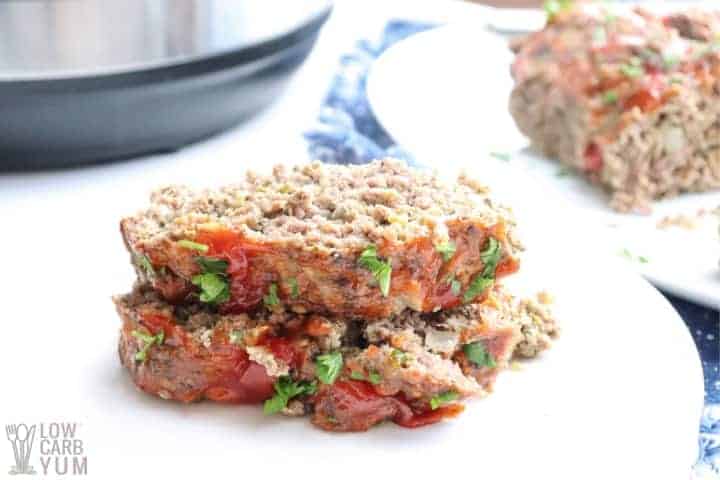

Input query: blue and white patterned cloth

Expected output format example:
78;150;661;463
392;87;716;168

304;20;720;477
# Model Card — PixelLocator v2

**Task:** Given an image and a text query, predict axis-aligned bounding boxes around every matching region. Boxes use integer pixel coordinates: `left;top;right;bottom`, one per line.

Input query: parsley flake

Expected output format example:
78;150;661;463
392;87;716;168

191;256;230;305
450;278;462;296
358;245;392;297
263;283;280;307
436;242;456;262
315;351;343;385
543;0;572;21
287;278;300;299
430;391;459;410
368;371;382;385
131;329;164;362
463;342;497;368
490;151;511;162
263;376;317;415
350;371;365;381
463;237;502;303
620;63;643;78
177;239;209;253
229;330;243;344
136;254;155;277
602;90;618;104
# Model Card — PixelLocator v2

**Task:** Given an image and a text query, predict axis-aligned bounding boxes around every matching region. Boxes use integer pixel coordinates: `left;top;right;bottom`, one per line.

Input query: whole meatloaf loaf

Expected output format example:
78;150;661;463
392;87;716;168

115;285;556;432
121;159;521;319
509;1;720;213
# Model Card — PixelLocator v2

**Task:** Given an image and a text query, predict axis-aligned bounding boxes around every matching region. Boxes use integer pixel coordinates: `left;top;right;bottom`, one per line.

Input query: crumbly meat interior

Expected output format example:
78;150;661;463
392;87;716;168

115;285;558;431
121;158;514;252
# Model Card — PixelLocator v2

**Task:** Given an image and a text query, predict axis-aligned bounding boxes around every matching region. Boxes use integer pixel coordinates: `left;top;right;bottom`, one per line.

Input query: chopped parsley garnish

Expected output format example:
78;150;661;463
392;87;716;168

480;237;501;277
619;248;650;264
368;371;382;385
490;151;511;162
195;257;228;274
391;349;410;365
263;376;317;415
177;239;209;253
350;371;365;381
463;341;497;368
263;283;280;307
556;166;572;177
287;278;300;299
229;330;243;344
620;61;643;78
358;245;392;297
136;254;155;277
436;242;456;262
192;256;230;305
602;90;618;104
450;278;462;296
430;391;459;410
543;0;572;21
315;351;343;385
463;237;501;303
131;330;164;363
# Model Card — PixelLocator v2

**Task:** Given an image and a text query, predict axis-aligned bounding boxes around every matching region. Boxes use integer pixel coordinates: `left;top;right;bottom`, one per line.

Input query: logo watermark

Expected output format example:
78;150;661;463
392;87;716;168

5;423;87;476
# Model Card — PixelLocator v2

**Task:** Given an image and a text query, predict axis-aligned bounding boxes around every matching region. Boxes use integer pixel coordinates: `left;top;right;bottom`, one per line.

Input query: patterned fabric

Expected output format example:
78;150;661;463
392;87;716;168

304;20;720;477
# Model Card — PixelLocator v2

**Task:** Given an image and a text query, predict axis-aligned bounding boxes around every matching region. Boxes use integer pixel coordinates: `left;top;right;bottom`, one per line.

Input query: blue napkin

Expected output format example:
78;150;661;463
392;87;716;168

304;20;720;475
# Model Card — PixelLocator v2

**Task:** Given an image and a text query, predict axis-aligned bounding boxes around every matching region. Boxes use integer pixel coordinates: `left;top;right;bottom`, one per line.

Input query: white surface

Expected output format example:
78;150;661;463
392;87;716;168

367;22;720;309
0;2;705;479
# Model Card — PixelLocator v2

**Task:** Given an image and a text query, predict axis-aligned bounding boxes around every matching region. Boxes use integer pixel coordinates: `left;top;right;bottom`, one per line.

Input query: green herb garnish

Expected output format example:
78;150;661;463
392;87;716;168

358;245;392;297
191;256;230;304
177;239;209;253
287;278;300;299
229;330;243;344
391;349;410;365
602;90;618;104
316;351;343;385
368;371;382;385
450;278;462;296
436;242;456;262
463;237;501;303
263;376;317;415
192;273;230;304
131;329;165;362
350;371;365;380
195;257;229;274
620;62;643;78
263;283;280;307
619;248;650;264
490;151;511;162
556;166;572;177
136;254;155;277
543;0;572;21
463;341;497;368
430;391;459;410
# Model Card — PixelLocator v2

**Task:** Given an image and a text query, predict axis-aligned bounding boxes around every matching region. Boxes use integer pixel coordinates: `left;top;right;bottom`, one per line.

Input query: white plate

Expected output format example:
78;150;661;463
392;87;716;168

0;176;704;480
367;24;720;309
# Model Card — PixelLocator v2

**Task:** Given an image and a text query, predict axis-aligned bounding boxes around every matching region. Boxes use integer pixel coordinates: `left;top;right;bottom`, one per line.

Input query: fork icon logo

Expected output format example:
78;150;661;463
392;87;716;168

6;424;36;475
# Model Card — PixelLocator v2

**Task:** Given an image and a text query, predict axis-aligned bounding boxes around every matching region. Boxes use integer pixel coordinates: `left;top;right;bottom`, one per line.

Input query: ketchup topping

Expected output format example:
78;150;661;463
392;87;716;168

312;381;463;432
195;230;273;314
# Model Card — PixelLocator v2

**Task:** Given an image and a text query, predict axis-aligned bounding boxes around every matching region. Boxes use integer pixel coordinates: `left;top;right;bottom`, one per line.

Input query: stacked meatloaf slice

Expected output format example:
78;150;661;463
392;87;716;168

115;159;557;431
510;1;720;213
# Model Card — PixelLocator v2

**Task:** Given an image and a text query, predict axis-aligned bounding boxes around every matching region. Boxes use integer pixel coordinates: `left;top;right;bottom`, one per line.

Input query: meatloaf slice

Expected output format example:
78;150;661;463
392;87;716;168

115;284;547;432
510;2;720;213
120;159;521;319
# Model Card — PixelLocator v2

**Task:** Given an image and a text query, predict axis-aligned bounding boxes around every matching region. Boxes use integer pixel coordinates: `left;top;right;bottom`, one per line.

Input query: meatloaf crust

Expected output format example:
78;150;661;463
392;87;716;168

510;2;720;213
115;284;555;431
121;159;521;318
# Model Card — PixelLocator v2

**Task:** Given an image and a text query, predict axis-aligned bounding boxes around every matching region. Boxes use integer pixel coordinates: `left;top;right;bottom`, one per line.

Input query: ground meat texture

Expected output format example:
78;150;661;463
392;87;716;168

509;2;720;213
121;159;521;318
115;287;345;403
114;284;552;432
